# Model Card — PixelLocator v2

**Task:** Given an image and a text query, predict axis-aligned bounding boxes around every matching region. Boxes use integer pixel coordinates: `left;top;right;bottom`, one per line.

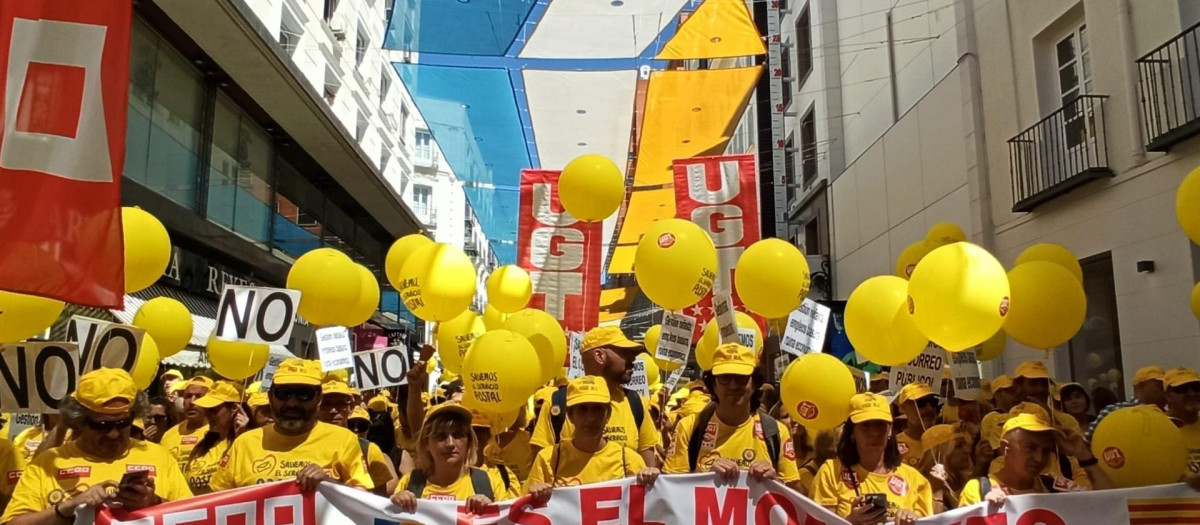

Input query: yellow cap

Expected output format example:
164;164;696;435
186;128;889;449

245;381;263;394
1055;382;1085;402
193;381;245;408
272;358;323;386
1002;412;1063;438
160;369;183;381
921;424;966;451
1014;361;1051;380
183;376;215;390
848;393;892;423
581;326;641;352
1009;401;1050;419
322;380;354;397
566;376;610;407
349;406;370;423
1165;367;1200;389
875;371;889;381
711;343;756;376
247;392;270;408
381;390;393;400
897;383;935;405
367;394;389;412
168;380;188;393
73;369;137;415
423;402;471;425
1133;366;1165;386
991;375;1014;392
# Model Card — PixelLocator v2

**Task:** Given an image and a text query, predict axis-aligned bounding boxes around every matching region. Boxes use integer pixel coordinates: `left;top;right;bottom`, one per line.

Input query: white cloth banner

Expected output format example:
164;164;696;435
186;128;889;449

82;472;1200;525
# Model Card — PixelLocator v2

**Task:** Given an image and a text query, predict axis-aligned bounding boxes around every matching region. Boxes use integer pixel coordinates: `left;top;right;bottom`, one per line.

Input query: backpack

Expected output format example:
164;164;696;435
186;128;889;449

549;386;644;443
685;402;781;473
405;468;493;500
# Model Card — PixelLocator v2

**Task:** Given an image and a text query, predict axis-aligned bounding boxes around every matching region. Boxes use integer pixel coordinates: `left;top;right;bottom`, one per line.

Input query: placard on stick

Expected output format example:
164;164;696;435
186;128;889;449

215;285;301;345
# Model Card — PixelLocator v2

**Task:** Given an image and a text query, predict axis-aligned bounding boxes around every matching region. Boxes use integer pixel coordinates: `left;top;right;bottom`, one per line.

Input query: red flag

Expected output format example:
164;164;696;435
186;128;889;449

672;154;762;331
517;170;602;332
0;0;130;307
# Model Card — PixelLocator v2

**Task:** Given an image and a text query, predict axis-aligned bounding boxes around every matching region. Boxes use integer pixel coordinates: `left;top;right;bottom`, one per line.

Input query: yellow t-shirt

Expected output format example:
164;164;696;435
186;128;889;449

395;468;509;501
1180;421;1200;478
988;454;1091;489
530;387;660;452
484;431;534;482
183;438;232;495
209;422;373;492
394;417;416;452
160;422;209;471
0;437;26;496
810;460;933;519
896;432;923;468
486;464;520;497
13;426;44;462
0;440;192;522
796;459;821;496
524;440;645;491
664;413;800;483
365;442;396;490
959;474;1051;507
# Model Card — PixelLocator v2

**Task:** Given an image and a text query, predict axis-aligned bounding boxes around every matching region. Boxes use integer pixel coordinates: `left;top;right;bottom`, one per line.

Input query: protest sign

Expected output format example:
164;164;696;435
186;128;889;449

316;326;353;372
257;348;294;389
67;316;145;375
948;348;982;399
353;346;410;390
0;342;79;413
780;299;830;356
889;342;945;392
712;285;738;344
567;331;585;379
849;367;870;394
624;357;649;397
655;312;695;369
215;285;300;345
7;412;38;441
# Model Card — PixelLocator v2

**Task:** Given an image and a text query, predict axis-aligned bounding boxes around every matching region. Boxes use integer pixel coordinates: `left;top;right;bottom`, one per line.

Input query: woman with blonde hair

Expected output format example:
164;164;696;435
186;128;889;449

915;424;973;513
390;404;508;514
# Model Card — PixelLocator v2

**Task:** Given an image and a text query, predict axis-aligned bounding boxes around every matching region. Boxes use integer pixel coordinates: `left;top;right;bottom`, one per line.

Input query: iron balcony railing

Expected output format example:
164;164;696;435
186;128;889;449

1138;21;1200;151
1007;94;1112;213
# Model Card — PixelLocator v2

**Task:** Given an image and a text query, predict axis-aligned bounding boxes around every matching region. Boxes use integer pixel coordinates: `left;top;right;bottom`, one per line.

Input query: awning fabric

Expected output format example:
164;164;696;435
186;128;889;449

111;285;218;348
655;0;765;60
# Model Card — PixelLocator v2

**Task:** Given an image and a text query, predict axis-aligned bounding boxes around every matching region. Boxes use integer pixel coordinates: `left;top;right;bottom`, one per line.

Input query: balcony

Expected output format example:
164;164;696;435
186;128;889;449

1137;21;1200;152
1007;95;1112;213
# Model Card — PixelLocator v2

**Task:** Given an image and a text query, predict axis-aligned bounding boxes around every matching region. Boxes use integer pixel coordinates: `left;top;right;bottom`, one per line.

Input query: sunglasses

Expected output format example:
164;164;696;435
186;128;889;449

1173;384;1200;395
273;387;318;402
715;374;751;385
916;397;940;409
349;422;370;433
85;417;134;432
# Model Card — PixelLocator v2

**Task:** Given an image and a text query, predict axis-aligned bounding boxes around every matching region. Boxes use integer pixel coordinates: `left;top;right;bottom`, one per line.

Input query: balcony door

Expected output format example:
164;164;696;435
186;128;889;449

1055;25;1096;151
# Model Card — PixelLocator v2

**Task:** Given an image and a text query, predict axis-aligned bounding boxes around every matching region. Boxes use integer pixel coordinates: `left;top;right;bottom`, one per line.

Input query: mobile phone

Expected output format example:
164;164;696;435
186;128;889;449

119;470;149;489
864;493;888;511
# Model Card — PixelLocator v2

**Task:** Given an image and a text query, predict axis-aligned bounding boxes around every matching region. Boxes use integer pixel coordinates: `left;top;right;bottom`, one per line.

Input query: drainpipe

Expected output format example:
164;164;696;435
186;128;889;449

1119;0;1148;167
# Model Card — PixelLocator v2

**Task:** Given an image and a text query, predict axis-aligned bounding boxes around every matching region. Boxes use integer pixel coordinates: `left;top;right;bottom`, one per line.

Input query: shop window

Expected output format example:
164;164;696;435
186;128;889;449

207;94;274;244
124;19;204;209
1067;253;1125;401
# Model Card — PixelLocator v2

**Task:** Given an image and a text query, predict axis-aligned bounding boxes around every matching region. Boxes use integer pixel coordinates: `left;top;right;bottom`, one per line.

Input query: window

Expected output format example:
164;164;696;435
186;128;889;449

1067;253;1125;402
412;185;431;217
781;37;793;109
399;104;409;142
380;64;392;102
355;23;367;66
804;219;819;256
207;94;274;244
356;111;368;142
1056;24;1094;149
795;5;812;86
323;0;339;21
415;130;432;161
280;7;302;55
323;66;340;105
784;132;796;203
125;19;205;209
274;160;324;257
380;147;391;173
800;106;817;186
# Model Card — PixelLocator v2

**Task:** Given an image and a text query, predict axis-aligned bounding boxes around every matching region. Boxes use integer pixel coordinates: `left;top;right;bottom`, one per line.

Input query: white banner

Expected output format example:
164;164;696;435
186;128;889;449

316;326;354;372
780;299;830;356
656;311;695;369
948;348;981;400
215;285;300;345
890;343;945;392
353;346;411;390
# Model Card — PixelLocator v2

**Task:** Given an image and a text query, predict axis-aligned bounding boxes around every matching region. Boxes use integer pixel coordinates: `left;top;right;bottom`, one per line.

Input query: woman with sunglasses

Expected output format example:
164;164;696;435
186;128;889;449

184;381;247;495
391;404;508;515
1;369;193;525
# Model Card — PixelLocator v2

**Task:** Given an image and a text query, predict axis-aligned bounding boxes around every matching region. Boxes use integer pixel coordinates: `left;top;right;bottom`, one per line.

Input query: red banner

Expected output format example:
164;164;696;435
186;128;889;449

672;154;761;328
0;0;129;307
96;481;314;525
517;170;602;333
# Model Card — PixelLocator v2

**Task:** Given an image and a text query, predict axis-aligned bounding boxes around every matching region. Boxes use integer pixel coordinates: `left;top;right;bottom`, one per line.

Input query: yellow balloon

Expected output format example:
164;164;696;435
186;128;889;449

482;304;509;331
976;329;1006;361
502;309;567;383
895;240;935;279
385;234;433;290
735;239;810;319
1177;165;1200;245
558;154;624;222
926;222;967;246
1014;243;1083;283
341;264;381;327
461;330;543;414
644;325;678;372
132;298;192;358
122;207;172;293
1004;261;1086;350
637;353;660;387
131;334;161;390
781;353;855;431
696;312;763;370
486;265;532;314
435;310;485;374
287;248;362;326
634;219;718;310
845;276;927;366
1191;282;1200;321
399;243;477;322
207;336;270;380
0;291;64;344
907;242;1010;351
1091;405;1187;487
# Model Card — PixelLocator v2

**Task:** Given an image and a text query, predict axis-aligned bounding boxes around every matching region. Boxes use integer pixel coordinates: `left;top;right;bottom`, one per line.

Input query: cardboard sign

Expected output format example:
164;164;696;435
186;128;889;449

779;300;831;356
7;413;38;441
0;342;79;413
889;343;945;392
773;353;791;382
257;349;294;390
664;367;685;391
567;331;585;380
948;348;982;400
66;316;143;374
215;285;301;345
737;327;757;349
316;326;353;372
849;367;870;394
656;312;696;369
353;346;410;390
624;358;649;397
713;286;739;344
66;316;105;354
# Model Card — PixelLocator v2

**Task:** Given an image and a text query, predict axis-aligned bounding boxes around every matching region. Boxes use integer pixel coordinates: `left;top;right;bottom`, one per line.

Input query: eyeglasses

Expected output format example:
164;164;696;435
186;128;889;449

273;387;318;402
348;422;370;433
916;397;940;409
85;417;134;432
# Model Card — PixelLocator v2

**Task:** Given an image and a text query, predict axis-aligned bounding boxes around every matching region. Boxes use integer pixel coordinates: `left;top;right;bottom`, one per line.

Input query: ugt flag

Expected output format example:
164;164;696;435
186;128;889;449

0;0;131;307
